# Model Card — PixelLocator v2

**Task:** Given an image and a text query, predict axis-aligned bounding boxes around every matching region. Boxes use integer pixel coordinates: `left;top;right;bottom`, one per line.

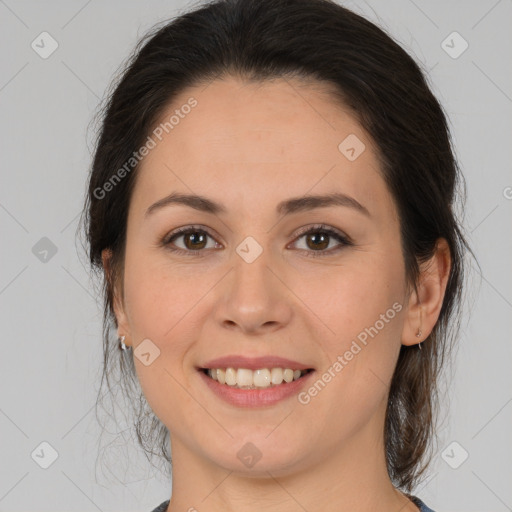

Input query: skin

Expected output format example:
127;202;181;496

102;76;451;512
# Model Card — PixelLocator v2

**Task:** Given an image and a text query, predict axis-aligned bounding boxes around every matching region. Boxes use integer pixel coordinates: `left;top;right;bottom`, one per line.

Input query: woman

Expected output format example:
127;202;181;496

82;0;469;510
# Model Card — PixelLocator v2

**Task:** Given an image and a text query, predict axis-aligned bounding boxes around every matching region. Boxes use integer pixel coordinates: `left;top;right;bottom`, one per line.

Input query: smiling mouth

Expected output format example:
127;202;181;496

200;367;314;389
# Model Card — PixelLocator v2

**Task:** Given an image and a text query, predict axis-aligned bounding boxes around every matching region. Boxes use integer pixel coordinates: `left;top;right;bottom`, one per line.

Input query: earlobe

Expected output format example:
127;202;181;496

101;248;131;347
401;287;423;347
401;238;451;347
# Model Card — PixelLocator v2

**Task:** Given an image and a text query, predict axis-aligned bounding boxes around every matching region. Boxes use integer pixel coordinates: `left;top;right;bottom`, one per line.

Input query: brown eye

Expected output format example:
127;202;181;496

182;231;208;250
304;232;330;251
163;227;220;254
291;225;352;257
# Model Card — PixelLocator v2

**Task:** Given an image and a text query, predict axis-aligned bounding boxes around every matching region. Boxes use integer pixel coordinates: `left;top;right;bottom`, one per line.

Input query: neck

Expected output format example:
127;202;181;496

165;411;420;512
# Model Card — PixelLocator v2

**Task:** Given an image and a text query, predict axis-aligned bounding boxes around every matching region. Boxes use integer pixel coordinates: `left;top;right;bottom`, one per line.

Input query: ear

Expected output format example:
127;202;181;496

101;248;131;346
401;238;451;347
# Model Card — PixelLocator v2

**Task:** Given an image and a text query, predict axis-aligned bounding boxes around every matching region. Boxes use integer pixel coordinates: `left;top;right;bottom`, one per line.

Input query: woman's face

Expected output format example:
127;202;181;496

111;76;414;475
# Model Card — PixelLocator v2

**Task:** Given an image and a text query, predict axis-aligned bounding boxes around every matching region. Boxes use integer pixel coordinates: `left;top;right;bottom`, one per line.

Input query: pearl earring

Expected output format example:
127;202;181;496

119;335;129;350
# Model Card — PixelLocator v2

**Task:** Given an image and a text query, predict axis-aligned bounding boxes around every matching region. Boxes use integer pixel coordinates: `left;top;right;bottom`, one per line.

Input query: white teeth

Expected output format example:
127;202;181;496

204;367;309;388
236;368;253;387
283;368;294;383
271;367;283;385
253;368;271;387
225;367;237;386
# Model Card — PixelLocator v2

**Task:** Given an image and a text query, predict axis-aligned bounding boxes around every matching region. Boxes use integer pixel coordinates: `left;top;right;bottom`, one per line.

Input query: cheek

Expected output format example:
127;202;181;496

121;254;199;420
294;252;404;348
123;249;200;339
303;250;405;400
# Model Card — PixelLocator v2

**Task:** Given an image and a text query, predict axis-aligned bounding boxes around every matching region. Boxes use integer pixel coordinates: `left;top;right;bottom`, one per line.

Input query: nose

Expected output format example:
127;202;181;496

214;242;293;336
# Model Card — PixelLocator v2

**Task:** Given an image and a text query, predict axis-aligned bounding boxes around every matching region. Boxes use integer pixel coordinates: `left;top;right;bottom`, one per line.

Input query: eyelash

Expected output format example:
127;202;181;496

161;223;353;258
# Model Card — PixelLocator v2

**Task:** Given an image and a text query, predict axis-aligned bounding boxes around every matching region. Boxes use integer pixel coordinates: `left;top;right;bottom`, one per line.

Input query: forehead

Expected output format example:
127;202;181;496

131;76;394;221
154;76;367;163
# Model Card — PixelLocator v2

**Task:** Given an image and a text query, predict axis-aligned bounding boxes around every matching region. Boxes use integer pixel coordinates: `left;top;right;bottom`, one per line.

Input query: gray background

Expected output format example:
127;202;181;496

1;0;511;511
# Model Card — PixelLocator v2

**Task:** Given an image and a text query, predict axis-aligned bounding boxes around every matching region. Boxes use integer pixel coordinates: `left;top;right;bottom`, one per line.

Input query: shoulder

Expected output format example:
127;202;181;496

151;496;435;512
149;499;170;512
149;497;435;512
409;495;436;512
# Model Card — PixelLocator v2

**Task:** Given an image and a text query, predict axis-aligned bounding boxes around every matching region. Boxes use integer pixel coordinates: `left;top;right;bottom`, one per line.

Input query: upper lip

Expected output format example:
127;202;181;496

200;355;314;371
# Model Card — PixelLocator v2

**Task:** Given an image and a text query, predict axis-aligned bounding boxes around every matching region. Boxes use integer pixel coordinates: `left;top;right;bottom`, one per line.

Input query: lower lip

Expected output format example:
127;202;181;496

198;369;315;408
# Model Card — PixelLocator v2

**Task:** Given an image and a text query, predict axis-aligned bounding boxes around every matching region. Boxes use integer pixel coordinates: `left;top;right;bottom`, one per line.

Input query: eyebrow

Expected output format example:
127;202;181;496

144;191;371;218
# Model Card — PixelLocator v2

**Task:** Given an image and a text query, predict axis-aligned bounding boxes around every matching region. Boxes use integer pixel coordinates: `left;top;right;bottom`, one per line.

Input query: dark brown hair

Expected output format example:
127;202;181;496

80;0;471;492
